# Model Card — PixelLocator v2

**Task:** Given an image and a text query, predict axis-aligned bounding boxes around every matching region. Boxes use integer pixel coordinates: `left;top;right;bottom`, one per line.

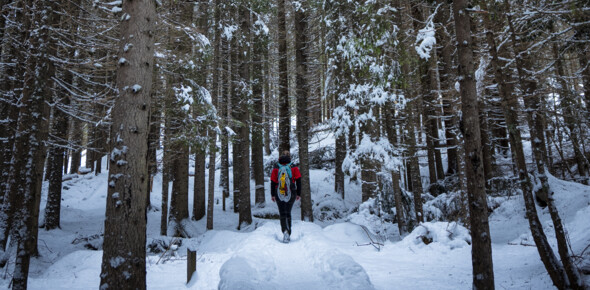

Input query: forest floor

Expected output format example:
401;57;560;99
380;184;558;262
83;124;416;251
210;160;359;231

0;158;589;289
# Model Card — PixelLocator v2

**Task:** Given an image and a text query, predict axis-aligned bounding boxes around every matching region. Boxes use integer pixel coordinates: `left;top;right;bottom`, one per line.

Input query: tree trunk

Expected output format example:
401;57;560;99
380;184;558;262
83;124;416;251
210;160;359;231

0;0;9;195
146;85;160;210
334;87;346;199
452;1;495;288
360;137;378;203
219;33;230;212
411;1;441;184
437;9;459;176
99;0;155;288
397;3;424;223
193;147;206;221
263;39;272;157
68;116;82;174
44;104;69;230
479;106;495;185
392;170;405;234
230;4;240;214
385;99;406;234
0;0;28;252
9;0;58;286
86;124;96;172
335;132;346;199
295;2;313;221
207;0;221;230
277;0;290;154
160;75;170;236
236;3;252;228
553;42;589;180
169;145;189;236
0;0;7;43
160;141;169;236
407;108;423;223
190;0;209;223
165;0;193;236
231;144;239;213
252;22;266;207
579;49;590;113
206;131;217;229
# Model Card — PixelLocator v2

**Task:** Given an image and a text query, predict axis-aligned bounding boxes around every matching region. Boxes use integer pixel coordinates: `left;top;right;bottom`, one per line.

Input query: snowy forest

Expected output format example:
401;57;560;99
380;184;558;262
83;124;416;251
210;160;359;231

0;0;590;289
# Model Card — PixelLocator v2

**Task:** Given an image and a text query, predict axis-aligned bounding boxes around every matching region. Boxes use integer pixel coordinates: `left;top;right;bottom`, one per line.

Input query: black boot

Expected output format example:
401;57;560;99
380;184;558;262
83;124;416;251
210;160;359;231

280;217;288;234
286;217;292;235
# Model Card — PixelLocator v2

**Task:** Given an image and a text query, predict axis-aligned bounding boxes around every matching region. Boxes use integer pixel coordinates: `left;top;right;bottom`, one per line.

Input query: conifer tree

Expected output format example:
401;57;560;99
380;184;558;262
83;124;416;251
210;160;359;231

99;0;156;288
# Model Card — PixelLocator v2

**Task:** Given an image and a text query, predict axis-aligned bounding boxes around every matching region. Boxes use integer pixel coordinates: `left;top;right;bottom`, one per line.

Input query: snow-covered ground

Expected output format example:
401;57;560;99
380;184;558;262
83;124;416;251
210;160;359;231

0;156;589;289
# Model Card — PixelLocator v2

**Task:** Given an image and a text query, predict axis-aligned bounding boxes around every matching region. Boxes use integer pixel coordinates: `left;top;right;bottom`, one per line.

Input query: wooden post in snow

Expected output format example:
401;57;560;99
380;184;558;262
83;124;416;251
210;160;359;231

187;248;197;283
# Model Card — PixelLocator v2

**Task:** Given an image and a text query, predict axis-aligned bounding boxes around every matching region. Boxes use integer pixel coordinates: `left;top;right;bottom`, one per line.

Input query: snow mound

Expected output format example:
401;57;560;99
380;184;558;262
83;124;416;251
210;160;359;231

314;192;348;221
402;222;471;250
490;173;590;245
218;256;278;290
323;222;370;244
316;251;375;290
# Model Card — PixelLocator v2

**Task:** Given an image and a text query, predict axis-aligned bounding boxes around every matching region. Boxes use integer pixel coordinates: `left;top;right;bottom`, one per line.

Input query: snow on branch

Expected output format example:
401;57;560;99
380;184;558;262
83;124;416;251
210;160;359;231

331;105;353;138
415;4;441;60
343;134;403;179
174;85;194;112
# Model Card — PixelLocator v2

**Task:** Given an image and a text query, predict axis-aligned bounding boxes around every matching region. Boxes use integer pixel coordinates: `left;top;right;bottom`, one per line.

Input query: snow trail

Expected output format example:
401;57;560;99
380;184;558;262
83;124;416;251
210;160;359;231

216;221;374;290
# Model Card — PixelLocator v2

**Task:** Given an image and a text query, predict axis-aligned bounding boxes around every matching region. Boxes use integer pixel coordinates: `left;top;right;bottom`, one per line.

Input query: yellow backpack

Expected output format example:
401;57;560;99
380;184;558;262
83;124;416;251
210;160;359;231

277;163;293;201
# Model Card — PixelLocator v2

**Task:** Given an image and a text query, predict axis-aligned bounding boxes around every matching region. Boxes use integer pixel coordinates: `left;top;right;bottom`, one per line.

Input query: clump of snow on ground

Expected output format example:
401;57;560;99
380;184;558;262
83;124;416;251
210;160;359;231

401;222;471;250
314;191;348;221
219;256;277;290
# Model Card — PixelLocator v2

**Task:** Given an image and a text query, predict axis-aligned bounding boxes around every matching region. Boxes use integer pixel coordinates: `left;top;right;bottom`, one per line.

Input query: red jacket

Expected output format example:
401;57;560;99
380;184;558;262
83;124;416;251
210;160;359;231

270;164;301;199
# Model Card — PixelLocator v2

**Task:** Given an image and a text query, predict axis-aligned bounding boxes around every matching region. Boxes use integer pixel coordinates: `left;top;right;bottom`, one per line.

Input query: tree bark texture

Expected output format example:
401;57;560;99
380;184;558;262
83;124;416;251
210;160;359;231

252;24;266;207
436;3;459;176
406;108;423;223
43;0;77;231
237;3;252;228
193;147;206;221
219;33;230;212
295;2;313;221
160;142;169;236
277;0;290;154
44;105;68;230
385;101;406;234
0;0;28;252
230;4;240;214
166;0;193;236
169;144;189;235
99;0;155;289
68;117;82;174
207;0;221;230
9;0;57;287
452;1;495;288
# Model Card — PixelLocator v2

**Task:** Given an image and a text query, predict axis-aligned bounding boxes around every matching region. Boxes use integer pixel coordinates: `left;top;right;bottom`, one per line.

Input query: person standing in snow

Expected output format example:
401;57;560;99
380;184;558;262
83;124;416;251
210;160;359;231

270;151;301;242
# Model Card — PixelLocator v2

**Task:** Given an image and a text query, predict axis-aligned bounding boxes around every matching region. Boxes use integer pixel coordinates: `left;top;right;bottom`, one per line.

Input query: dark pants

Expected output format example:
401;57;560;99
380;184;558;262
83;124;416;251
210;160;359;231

277;197;295;235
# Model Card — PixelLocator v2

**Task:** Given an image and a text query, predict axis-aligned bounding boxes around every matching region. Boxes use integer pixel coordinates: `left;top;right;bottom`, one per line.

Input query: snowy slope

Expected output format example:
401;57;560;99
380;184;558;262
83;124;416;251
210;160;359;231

0;160;588;289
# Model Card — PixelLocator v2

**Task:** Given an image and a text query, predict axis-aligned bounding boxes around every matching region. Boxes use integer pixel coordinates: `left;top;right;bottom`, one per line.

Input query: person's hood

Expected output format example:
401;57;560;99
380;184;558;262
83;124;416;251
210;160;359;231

278;155;291;165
